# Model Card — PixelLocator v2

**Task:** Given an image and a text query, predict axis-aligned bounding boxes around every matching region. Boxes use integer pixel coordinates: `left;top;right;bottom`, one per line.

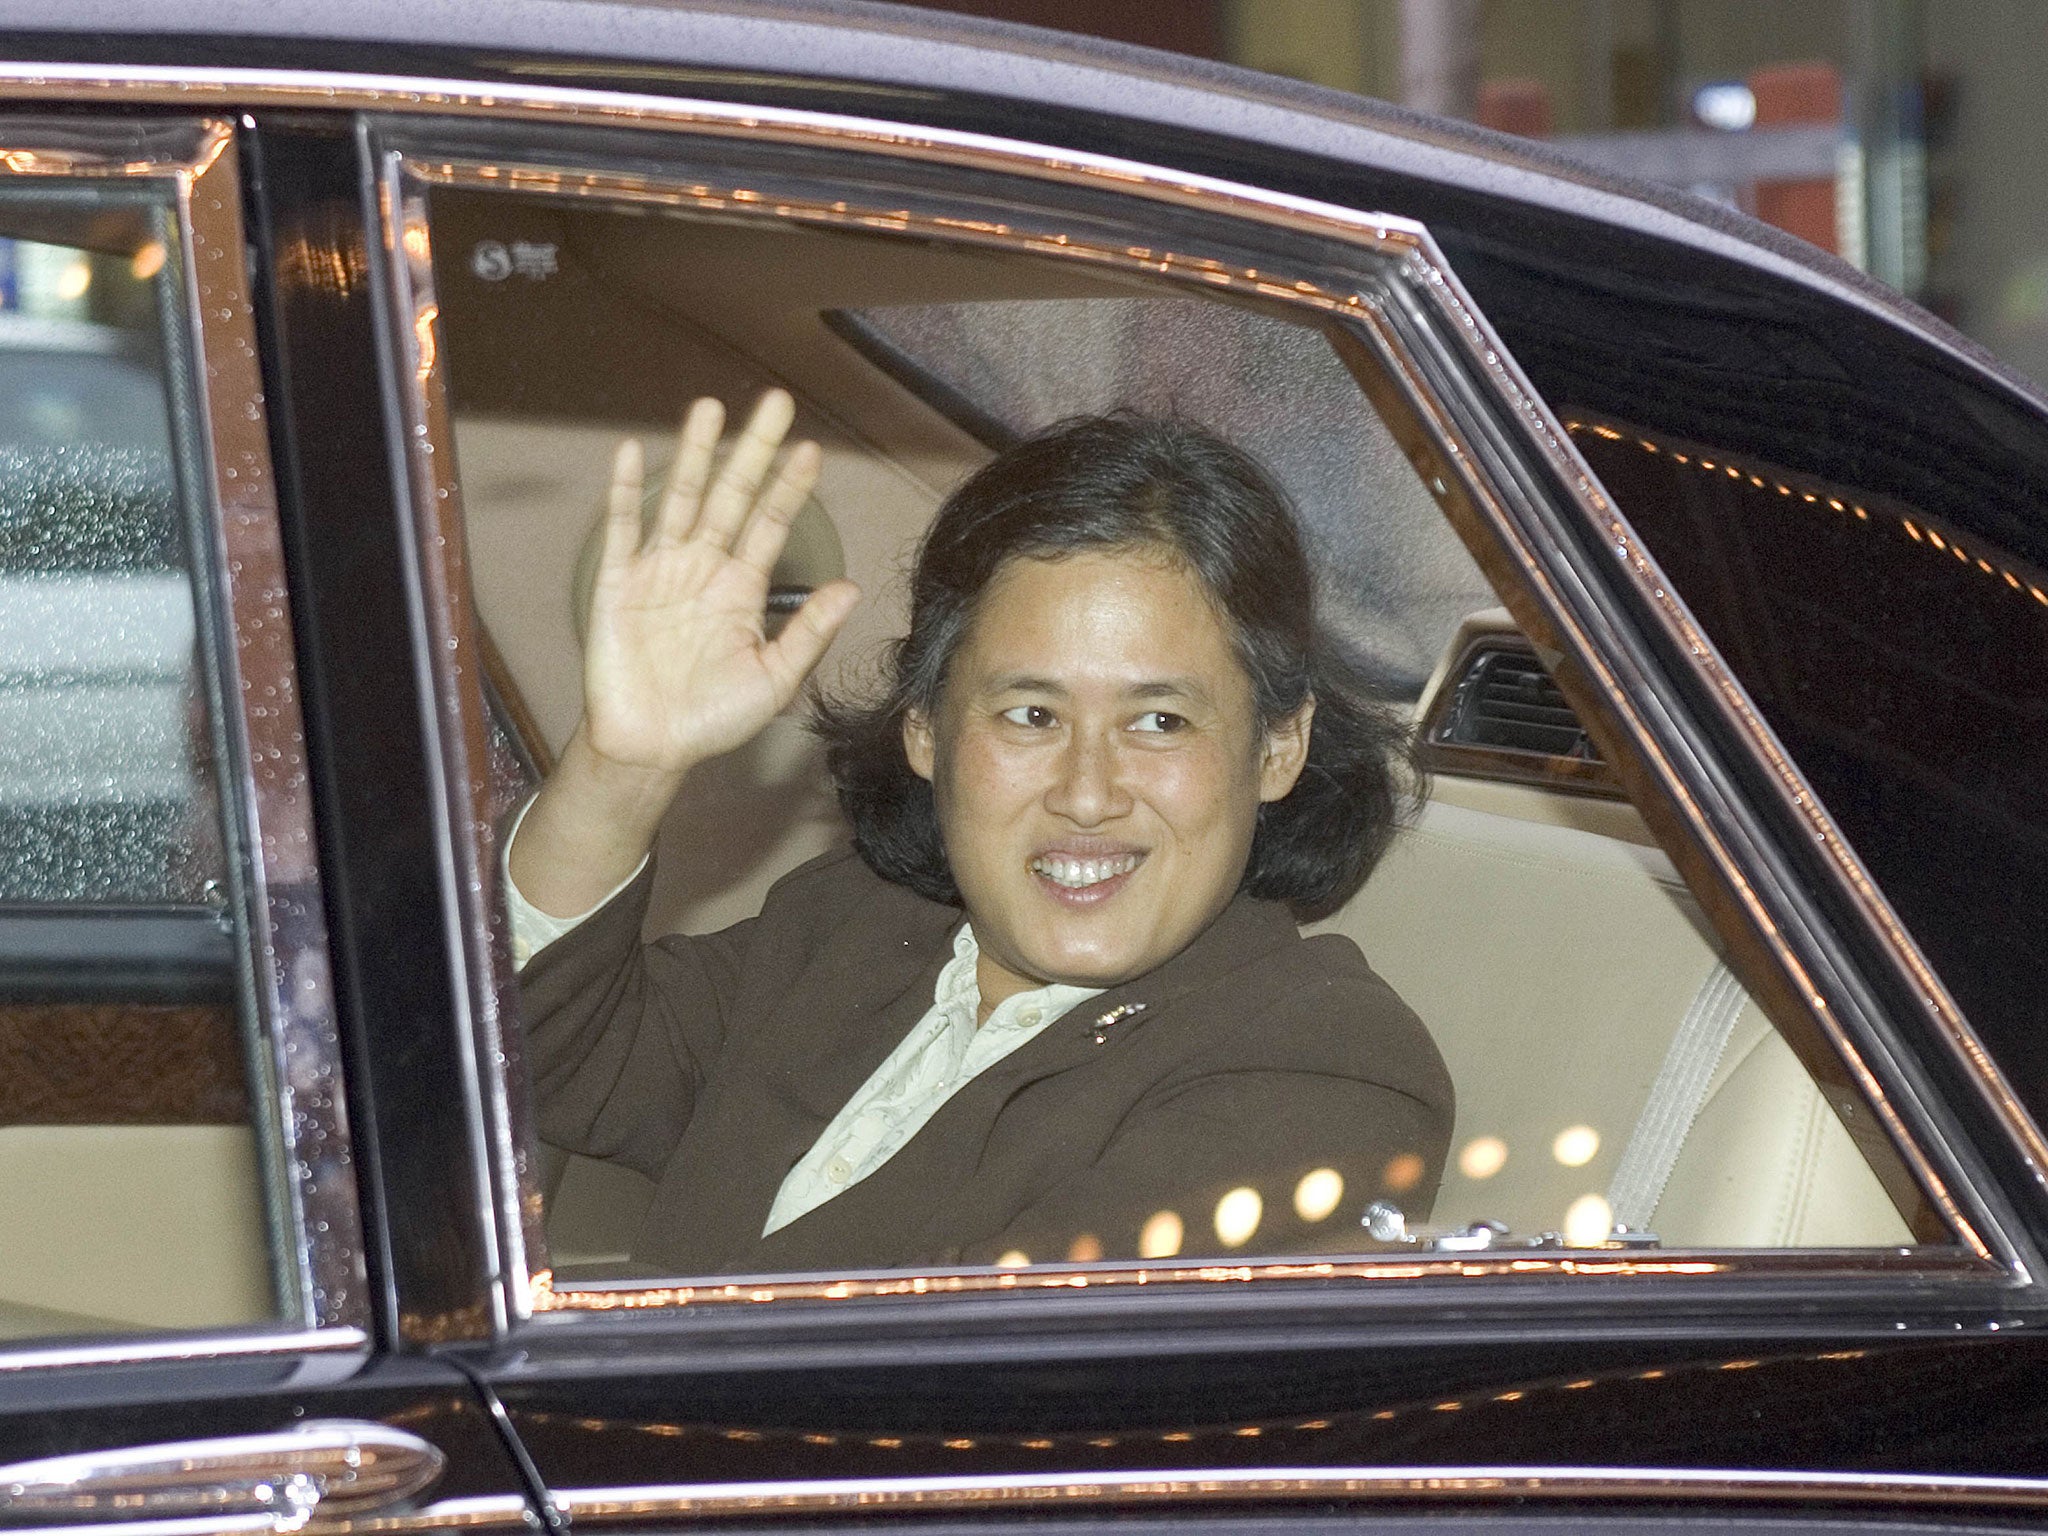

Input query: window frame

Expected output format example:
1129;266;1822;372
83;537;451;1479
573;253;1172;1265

0;114;368;1371
362;99;2031;1327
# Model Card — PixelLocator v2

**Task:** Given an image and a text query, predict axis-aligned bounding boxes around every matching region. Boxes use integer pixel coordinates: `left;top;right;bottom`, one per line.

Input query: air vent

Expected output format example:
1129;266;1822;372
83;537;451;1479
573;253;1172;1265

1442;648;1599;759
1420;638;1620;796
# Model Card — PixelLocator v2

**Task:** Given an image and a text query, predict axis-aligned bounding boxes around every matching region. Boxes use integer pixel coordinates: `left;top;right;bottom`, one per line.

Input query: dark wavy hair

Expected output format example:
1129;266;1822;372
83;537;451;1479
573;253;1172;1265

813;413;1412;921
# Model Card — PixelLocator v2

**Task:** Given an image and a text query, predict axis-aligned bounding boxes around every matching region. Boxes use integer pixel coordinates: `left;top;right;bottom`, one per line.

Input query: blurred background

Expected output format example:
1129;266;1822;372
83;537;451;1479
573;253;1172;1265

889;0;2048;391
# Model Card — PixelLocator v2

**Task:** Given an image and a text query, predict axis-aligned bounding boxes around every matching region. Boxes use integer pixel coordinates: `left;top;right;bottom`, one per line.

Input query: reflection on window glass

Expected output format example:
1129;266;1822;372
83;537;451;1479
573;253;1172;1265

1566;410;2048;1111
833;298;1493;696
1434;232;2047;1131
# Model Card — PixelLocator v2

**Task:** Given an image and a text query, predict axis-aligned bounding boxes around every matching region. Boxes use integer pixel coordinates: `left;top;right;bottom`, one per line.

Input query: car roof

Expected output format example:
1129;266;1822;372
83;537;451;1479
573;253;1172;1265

0;0;2040;416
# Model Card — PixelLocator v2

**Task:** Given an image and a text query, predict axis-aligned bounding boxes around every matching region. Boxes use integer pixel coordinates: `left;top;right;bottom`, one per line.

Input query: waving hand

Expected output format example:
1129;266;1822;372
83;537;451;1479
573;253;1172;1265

511;391;860;916
582;391;859;775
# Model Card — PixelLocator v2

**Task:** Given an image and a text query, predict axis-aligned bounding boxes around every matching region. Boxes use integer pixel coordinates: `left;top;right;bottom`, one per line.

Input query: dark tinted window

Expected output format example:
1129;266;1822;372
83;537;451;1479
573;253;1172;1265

1443;233;2048;1116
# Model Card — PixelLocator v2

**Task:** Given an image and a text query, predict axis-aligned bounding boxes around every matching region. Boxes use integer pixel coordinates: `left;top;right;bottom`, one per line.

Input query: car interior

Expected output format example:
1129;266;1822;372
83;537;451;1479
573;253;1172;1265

428;191;1918;1274
0;172;1926;1342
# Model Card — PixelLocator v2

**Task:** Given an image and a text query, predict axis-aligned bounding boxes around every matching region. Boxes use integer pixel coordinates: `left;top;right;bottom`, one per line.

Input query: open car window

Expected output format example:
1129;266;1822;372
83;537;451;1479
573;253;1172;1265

372;114;1999;1315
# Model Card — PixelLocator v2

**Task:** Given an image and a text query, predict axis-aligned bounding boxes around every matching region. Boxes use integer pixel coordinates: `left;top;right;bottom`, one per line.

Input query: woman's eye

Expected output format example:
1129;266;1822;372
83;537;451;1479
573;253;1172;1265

1000;704;1057;728
1130;711;1187;734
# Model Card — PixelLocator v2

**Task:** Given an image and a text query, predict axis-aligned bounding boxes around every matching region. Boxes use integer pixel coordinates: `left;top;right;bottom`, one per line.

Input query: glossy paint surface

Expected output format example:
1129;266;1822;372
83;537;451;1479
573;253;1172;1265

478;1329;2048;1503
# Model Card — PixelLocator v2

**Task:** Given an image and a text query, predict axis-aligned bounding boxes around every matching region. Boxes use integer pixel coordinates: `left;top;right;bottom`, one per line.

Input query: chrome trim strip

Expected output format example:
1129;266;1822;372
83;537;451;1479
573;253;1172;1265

19;1493;532;1536
79;1463;2048;1534
529;1245;1989;1311
313;1494;534;1534
178;119;371;1334
0;1326;368;1376
367;132;535;1328
317;74;2019;1293
7;1518;279;1536
549;1465;2048;1518
14;1379;1986;1536
0;1419;445;1524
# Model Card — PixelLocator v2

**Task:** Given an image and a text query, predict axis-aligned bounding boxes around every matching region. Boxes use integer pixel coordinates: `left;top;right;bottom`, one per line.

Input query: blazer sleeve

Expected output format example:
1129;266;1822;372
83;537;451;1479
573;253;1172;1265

950;968;1452;1267
517;863;761;1181
516;847;901;1182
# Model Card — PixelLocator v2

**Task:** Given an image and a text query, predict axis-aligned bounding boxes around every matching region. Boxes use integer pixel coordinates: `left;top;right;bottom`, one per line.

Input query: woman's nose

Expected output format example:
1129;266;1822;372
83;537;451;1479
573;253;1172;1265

1043;731;1133;826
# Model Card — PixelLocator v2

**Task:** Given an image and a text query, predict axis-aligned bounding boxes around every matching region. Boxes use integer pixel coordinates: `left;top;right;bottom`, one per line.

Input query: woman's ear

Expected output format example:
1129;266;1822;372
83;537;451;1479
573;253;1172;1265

903;708;937;782
1257;697;1315;803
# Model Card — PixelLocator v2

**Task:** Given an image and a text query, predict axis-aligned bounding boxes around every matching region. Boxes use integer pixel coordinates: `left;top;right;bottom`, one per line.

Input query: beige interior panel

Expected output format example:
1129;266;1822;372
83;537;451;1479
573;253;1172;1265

1329;792;1915;1247
0;1124;271;1331
542;1143;652;1272
0;1291;124;1342
1423;773;1660;847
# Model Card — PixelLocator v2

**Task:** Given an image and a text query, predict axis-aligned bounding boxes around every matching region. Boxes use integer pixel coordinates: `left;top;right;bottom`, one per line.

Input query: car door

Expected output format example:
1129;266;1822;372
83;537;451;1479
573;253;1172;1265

331;50;2048;1528
0;113;531;1529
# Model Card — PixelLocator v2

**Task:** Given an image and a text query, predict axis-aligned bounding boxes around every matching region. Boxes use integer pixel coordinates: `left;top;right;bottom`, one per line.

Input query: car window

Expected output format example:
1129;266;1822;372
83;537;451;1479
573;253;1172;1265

377;123;1970;1313
0;264;220;906
0;122;356;1349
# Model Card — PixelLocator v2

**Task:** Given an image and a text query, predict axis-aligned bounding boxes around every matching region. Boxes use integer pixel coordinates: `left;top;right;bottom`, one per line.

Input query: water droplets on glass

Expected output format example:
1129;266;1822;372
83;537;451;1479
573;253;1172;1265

835;296;1494;695
0;435;224;901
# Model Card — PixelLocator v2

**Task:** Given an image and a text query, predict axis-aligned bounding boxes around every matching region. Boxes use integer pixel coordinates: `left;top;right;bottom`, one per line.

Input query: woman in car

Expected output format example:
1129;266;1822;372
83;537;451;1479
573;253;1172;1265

507;390;1449;1274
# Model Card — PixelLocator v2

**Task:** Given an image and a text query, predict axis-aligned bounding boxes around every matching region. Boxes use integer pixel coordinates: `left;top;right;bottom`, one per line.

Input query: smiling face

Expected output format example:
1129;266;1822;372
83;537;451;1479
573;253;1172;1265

904;547;1312;1014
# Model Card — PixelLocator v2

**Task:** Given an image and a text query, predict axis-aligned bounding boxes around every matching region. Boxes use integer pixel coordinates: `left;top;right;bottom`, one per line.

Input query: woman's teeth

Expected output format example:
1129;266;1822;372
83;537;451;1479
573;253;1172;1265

1030;853;1141;889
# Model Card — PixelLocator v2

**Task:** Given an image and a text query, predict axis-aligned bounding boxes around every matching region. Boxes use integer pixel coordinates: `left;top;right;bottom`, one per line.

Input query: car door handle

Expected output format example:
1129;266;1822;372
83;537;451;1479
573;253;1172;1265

0;1419;446;1528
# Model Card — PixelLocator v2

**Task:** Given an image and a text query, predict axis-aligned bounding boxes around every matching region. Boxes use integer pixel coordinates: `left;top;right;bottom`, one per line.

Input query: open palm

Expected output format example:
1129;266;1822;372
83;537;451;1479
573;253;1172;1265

581;391;861;776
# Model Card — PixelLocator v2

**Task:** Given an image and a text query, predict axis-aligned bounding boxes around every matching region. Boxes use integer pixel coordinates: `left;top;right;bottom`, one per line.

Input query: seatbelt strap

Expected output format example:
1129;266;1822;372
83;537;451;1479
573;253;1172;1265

1607;962;1747;1233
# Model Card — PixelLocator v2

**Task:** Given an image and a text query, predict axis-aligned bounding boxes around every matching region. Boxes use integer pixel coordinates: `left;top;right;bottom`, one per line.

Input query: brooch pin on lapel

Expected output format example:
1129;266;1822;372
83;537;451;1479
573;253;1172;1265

1089;1002;1147;1045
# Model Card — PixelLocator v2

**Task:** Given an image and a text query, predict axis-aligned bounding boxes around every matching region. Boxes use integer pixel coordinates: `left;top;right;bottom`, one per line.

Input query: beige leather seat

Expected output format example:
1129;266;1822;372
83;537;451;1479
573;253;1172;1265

1656;1006;1910;1246
1322;790;1911;1247
0;1124;272;1334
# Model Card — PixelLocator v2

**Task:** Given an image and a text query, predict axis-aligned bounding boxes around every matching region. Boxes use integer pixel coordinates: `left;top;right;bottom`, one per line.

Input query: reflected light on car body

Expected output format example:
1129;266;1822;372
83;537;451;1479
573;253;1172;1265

1458;1136;1508;1180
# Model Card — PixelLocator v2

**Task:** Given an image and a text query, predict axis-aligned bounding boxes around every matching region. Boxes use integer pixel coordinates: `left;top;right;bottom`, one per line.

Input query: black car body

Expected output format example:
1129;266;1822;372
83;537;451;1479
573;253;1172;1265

0;2;2045;1531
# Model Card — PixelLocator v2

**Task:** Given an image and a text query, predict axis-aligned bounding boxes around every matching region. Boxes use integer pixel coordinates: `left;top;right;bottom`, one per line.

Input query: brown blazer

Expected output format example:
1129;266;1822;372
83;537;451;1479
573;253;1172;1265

521;848;1451;1276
